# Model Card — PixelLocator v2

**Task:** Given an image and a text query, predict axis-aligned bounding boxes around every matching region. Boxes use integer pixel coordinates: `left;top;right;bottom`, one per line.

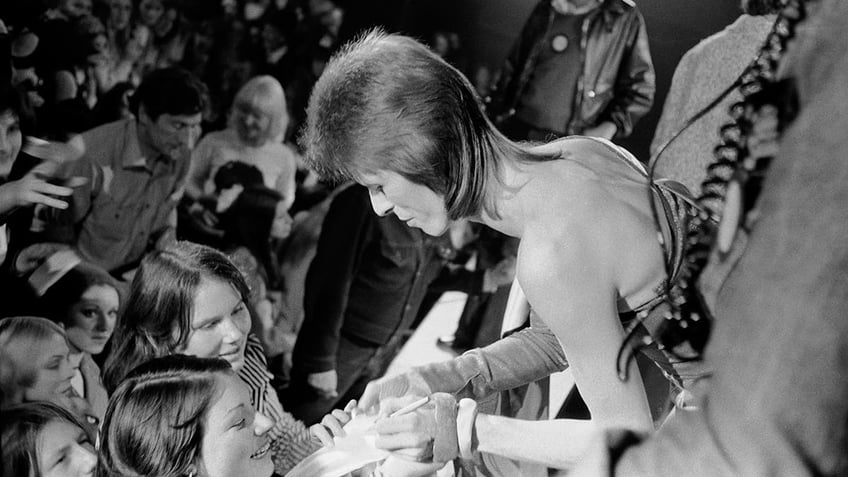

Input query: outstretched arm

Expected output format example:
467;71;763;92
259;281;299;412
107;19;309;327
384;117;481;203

358;314;567;412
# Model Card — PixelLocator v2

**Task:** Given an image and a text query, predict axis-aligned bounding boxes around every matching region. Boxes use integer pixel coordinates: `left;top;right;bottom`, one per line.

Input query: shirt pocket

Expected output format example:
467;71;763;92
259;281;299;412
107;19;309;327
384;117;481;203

86;194;132;242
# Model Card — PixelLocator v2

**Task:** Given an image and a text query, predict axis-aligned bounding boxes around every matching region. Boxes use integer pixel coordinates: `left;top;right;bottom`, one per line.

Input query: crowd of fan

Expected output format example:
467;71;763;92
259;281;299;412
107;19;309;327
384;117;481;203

0;1;479;476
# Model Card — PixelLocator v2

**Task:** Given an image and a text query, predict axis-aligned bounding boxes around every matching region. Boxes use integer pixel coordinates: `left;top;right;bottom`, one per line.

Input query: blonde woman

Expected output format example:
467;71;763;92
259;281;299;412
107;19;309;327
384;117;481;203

186;75;297;211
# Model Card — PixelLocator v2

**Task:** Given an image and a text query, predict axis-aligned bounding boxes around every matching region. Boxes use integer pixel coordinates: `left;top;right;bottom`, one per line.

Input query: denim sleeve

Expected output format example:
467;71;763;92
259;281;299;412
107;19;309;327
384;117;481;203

412;312;568;400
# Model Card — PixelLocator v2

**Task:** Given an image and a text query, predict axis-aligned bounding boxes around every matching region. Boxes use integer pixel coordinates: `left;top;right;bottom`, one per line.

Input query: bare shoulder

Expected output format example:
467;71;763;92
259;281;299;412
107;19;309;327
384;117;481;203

517;222;613;293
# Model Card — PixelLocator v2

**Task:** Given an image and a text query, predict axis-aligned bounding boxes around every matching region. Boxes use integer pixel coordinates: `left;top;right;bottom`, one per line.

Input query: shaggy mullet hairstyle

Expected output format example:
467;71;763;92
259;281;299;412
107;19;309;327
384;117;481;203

300;29;543;221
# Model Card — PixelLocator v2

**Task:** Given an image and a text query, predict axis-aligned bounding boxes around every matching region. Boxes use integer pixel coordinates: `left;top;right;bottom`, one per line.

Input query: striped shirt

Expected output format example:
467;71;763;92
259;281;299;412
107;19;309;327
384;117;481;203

239;335;320;474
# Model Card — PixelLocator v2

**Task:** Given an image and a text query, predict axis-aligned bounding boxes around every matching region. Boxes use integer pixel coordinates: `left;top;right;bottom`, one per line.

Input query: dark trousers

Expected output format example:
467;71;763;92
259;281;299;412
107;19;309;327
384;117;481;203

282;333;403;425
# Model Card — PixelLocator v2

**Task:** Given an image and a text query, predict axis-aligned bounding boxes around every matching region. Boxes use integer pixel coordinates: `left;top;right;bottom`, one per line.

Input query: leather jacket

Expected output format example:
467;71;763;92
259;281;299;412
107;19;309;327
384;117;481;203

486;0;655;139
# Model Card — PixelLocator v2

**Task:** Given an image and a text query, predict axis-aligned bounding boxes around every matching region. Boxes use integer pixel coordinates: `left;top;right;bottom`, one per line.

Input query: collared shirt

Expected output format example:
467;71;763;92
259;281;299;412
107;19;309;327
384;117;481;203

239;335;318;474
48;119;188;272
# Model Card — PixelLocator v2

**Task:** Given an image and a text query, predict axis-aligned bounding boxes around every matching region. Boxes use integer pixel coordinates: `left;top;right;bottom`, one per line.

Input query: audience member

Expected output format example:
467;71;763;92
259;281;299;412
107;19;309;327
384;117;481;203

26;251;120;422
43;67;207;276
7;26;45;115
0;86;74;268
102;241;317;474
97;0;149;90
98;355;275;477
282;183;449;425
301;30;691;470
0;317;97;434
186;75;296;210
257;7;299;97
1;401;97;477
486;0;654;142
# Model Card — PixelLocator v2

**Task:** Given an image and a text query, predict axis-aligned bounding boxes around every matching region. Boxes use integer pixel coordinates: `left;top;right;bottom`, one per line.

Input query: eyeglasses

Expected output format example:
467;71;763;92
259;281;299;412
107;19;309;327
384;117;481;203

616;0;806;382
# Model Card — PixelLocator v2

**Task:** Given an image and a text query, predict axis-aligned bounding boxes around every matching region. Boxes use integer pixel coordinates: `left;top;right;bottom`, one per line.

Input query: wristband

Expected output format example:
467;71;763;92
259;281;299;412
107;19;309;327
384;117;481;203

456;398;478;460
431;393;459;463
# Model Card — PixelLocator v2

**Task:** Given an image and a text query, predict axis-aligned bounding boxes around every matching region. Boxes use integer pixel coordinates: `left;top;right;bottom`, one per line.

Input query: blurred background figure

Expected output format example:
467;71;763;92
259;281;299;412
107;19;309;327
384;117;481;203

650;0;780;192
486;0;655;142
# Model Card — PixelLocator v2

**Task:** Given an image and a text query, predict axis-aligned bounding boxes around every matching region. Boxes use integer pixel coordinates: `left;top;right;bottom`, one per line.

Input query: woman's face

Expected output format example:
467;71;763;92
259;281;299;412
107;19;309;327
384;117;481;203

360;170;450;236
21;333;75;403
65;285;120;356
0;110;23;179
139;0;164;27
178;278;250;372
200;374;274;477
233;99;272;146
37;420;96;477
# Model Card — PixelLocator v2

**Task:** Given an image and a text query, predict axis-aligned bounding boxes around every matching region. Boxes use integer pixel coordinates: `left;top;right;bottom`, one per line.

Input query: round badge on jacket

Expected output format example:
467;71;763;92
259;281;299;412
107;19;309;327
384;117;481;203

551;34;569;52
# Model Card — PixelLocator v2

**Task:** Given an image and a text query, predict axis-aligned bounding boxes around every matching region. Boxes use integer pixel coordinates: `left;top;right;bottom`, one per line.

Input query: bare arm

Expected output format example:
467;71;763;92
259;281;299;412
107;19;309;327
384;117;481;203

463;230;654;467
518;230;653;431
476;413;600;468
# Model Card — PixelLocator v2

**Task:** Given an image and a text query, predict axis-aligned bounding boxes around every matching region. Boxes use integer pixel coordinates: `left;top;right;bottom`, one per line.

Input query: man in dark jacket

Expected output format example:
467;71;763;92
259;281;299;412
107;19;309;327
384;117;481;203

487;0;654;142
282;183;448;424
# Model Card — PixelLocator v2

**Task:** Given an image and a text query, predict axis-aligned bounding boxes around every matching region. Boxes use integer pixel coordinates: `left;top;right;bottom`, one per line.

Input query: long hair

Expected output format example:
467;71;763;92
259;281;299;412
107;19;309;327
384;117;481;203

229;75;289;144
102;241;250;393
300;29;551;221
97;355;232;477
0;317;68;407
37;261;121;327
1;401;91;477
